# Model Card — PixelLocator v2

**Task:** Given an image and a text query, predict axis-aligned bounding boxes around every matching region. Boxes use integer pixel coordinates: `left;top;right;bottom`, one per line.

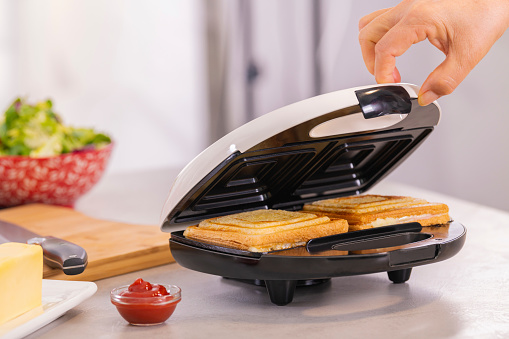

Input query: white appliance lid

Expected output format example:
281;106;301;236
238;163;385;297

161;83;441;230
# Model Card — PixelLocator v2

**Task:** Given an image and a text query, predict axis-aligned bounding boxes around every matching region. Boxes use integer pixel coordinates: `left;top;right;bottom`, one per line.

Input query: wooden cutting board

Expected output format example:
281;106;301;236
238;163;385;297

0;204;175;281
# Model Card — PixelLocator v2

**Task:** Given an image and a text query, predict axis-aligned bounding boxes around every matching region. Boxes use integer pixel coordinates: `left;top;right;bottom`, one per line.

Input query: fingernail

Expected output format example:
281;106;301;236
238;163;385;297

418;91;439;106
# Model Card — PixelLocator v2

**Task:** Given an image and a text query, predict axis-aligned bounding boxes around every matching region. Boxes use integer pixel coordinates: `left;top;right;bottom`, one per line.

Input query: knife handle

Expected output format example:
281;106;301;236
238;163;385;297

28;236;88;275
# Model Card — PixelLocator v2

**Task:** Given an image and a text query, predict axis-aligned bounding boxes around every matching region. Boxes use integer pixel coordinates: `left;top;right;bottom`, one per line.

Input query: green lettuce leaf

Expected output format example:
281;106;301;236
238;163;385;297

0;98;111;157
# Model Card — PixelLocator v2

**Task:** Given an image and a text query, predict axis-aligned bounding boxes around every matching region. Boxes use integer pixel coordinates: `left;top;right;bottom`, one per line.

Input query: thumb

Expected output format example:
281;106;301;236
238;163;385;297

418;54;472;106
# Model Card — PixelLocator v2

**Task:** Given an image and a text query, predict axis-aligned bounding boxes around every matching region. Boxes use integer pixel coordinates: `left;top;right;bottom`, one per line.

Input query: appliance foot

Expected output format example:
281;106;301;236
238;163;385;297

388;268;412;283
264;280;297;306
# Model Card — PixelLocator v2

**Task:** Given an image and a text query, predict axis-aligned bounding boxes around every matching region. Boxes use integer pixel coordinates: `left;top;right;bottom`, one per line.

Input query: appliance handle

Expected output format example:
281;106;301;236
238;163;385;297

389;243;440;266
306;222;422;253
308;85;414;138
355;85;413;119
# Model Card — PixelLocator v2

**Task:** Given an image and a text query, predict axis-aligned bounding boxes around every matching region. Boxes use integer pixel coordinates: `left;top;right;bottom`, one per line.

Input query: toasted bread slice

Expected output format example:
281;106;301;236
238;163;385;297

183;209;348;252
302;195;450;231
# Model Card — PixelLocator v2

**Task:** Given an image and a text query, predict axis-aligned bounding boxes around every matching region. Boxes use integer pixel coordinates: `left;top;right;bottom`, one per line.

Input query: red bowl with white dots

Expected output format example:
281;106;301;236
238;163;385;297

0;143;113;207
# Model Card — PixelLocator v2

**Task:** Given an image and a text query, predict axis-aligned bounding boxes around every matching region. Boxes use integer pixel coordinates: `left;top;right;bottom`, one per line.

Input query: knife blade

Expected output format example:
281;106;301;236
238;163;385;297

0;219;88;275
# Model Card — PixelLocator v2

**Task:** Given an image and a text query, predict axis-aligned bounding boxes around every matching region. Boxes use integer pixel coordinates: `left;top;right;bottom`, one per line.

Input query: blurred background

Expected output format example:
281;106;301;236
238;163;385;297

2;0;509;211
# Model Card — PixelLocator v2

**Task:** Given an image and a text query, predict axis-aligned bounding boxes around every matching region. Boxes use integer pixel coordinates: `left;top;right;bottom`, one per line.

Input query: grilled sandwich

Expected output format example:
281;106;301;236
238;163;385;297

183;209;348;252
302;194;450;231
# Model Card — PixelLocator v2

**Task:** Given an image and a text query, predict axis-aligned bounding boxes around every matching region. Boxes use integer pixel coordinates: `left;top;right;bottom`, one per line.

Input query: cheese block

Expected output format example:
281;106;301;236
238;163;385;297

0;243;43;325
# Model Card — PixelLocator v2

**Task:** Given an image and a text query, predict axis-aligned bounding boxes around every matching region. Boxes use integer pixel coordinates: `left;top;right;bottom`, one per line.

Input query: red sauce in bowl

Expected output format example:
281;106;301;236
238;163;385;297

111;278;181;326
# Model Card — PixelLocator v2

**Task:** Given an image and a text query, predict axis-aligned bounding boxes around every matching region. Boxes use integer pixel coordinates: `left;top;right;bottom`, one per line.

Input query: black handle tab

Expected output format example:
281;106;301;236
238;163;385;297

355;86;412;119
306;222;422;253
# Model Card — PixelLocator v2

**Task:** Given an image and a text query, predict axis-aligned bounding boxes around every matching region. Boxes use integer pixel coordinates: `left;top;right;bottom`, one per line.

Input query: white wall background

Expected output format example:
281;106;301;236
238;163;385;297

0;0;209;174
221;0;509;211
2;0;508;212
328;1;509;212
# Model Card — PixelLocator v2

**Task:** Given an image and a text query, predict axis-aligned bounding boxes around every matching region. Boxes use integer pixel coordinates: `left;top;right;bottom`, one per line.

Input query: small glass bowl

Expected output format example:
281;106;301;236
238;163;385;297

110;284;181;326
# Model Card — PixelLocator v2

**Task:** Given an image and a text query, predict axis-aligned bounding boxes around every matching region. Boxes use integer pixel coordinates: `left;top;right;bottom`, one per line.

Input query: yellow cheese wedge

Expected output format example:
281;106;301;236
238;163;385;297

0;243;43;325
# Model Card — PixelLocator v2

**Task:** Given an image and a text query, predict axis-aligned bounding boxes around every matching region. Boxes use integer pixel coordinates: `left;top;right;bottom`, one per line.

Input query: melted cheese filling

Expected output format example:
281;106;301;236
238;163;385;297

367;214;446;228
248;241;307;253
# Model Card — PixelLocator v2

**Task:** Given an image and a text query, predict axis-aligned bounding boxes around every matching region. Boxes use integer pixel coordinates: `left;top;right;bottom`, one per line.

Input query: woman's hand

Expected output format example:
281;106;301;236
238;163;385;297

358;0;509;105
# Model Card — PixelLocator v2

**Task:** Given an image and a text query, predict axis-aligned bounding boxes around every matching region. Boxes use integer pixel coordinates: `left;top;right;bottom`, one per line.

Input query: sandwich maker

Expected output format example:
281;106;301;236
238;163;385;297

160;83;466;305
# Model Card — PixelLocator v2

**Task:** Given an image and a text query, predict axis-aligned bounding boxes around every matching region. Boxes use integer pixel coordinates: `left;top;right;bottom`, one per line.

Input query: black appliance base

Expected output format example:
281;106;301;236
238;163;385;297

226;270;411;306
388;268;412;283
169;222;466;305
225;278;331;306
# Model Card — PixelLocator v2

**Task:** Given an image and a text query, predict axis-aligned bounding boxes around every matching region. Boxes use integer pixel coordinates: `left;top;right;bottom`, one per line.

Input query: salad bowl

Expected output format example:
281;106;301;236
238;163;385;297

0;98;113;207
0;144;113;207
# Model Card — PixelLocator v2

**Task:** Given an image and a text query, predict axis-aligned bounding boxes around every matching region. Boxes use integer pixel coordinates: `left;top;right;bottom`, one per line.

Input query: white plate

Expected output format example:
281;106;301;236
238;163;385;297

0;280;97;339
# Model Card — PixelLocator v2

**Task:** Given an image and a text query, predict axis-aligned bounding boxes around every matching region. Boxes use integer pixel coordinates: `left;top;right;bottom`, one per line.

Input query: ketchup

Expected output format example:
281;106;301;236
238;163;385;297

111;278;181;326
121;278;170;298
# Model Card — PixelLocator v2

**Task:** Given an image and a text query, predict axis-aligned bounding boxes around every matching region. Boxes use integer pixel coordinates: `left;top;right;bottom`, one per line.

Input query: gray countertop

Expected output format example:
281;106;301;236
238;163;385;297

21;168;509;338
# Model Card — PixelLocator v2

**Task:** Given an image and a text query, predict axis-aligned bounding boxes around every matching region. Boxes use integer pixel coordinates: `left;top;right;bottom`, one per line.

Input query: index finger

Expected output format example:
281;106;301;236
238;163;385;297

358;9;400;75
358;7;392;30
374;24;428;83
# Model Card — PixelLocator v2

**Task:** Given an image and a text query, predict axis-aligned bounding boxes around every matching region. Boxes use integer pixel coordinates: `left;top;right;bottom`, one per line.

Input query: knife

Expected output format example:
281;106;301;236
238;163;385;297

0;219;88;275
